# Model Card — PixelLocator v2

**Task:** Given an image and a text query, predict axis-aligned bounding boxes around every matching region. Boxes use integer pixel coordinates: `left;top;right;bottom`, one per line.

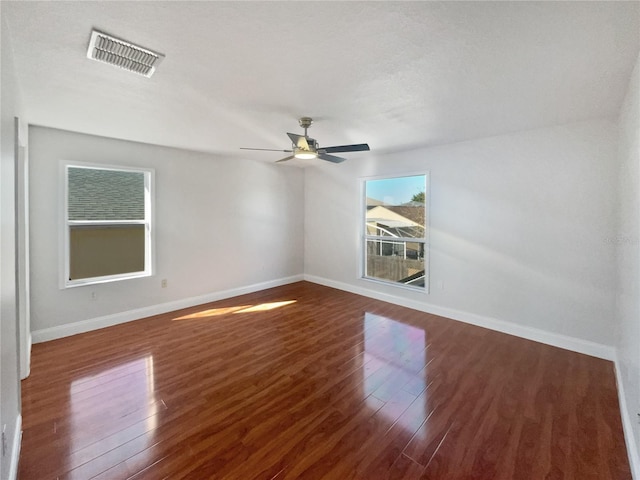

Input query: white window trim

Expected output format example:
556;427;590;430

359;172;430;293
60;161;155;289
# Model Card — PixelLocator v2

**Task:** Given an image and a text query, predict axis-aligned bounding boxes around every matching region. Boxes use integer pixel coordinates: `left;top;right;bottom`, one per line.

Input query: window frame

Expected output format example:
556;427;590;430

60;162;155;288
360;172;430;293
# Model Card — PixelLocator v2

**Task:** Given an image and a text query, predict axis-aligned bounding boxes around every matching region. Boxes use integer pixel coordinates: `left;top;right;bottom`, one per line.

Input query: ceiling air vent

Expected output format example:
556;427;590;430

86;30;164;78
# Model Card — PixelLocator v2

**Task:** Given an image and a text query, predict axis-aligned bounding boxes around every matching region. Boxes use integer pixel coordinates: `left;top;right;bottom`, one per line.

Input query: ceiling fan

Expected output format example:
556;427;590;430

240;117;370;163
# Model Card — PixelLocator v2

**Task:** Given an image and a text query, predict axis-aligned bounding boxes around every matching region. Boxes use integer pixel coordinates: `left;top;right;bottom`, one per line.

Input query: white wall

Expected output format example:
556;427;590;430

1;9;23;480
615;51;640;477
29;126;304;334
305;119;619;349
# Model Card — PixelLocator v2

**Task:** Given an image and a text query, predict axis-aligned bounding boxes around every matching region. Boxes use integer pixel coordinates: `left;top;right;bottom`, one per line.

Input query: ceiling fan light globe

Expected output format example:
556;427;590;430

294;149;317;160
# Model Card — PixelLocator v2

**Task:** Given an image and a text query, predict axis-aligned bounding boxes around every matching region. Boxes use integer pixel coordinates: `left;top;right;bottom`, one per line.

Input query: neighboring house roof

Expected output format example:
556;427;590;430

366;197;385;206
68;167;145;221
366;205;425;228
384;206;425;226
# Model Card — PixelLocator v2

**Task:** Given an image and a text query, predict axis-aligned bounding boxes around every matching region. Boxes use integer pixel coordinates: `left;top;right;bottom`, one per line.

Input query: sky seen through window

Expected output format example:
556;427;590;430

366;175;425;206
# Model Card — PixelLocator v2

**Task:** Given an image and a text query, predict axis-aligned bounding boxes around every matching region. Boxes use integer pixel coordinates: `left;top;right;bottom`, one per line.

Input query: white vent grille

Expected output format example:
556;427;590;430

86;30;164;78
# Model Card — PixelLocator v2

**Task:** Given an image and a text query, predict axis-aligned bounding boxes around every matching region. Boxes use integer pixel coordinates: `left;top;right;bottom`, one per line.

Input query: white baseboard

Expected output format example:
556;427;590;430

615;358;640;480
304;274;615;361
32;275;304;343
8;414;22;480
33;272;615;358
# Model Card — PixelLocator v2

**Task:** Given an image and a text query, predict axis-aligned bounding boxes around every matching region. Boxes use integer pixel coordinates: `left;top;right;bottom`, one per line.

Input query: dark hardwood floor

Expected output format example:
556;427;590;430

19;281;631;479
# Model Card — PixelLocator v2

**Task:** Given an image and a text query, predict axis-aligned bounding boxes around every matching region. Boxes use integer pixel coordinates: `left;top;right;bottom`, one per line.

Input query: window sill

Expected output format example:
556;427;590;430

361;275;428;294
64;271;151;289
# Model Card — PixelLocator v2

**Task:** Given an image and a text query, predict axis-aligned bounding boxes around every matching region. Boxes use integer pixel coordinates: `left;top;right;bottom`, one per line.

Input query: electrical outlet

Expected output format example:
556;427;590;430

161;279;167;288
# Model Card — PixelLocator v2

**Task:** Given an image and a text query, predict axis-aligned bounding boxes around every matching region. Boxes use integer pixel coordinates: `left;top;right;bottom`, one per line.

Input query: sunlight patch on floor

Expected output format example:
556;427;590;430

173;300;297;320
233;300;297;313
173;305;252;320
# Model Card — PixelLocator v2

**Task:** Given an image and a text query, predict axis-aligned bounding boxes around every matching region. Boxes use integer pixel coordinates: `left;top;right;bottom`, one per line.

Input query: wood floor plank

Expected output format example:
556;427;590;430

18;281;631;479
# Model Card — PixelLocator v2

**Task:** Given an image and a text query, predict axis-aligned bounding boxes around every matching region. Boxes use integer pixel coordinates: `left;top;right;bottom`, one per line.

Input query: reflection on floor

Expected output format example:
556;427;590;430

363;313;426;427
69;356;158;460
19;281;631;479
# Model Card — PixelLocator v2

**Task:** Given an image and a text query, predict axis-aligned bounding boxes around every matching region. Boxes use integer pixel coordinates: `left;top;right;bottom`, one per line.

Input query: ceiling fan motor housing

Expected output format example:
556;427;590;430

298;117;313;129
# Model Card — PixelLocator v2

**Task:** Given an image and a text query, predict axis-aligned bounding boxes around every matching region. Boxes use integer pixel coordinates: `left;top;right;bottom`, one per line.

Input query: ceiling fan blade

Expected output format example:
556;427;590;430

321;143;370;154
287;133;309;150
275;155;295;163
318;153;346;164
240;147;293;152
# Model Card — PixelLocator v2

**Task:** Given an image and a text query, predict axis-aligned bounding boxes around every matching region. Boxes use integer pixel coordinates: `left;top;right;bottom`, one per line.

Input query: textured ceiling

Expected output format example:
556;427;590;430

3;1;640;163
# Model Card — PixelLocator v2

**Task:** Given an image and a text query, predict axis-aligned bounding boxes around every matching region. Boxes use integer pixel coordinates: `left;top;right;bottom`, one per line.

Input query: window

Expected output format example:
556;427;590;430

363;174;428;290
64;164;153;287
